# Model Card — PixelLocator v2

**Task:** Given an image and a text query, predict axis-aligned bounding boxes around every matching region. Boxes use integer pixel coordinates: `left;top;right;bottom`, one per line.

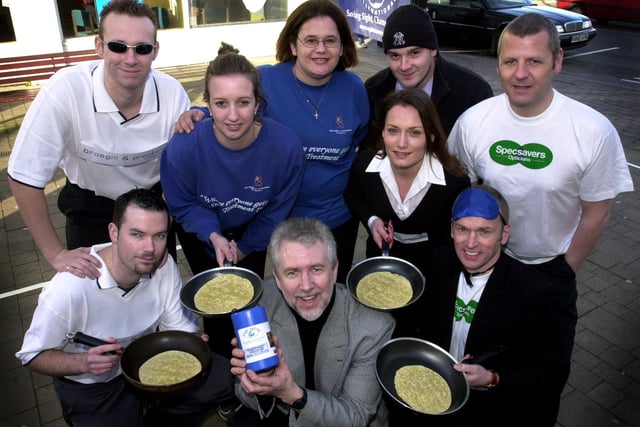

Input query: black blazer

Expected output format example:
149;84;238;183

344;147;469;276
364;53;493;147
392;248;576;426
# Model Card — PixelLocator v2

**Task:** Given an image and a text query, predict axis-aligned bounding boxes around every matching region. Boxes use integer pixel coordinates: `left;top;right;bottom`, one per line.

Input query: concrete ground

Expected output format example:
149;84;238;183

0;44;638;427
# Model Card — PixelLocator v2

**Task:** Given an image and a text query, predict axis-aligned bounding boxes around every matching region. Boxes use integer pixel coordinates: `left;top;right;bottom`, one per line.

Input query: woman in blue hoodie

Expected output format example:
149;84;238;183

161;42;305;357
176;1;369;283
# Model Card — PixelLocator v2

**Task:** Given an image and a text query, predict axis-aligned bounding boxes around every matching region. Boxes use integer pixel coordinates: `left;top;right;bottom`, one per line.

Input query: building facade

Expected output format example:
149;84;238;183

0;0;296;69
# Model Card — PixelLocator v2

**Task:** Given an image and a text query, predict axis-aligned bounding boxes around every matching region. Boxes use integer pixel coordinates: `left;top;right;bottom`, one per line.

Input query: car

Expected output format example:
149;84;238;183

546;0;640;23
414;0;597;54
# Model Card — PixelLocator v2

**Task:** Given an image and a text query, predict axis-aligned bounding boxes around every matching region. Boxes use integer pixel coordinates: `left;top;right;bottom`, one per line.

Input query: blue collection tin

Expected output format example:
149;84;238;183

231;305;279;372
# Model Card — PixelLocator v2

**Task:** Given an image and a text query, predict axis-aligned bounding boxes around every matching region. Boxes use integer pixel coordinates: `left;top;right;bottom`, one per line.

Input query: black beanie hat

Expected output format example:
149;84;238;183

382;5;439;52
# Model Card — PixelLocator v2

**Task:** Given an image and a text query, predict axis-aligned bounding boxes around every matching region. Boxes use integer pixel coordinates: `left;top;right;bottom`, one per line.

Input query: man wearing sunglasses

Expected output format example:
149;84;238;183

7;0;190;281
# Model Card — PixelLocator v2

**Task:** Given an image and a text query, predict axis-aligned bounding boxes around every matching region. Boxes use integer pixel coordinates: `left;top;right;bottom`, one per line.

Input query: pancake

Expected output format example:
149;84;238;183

356;271;412;309
194;274;254;314
138;350;201;386
394;364;452;414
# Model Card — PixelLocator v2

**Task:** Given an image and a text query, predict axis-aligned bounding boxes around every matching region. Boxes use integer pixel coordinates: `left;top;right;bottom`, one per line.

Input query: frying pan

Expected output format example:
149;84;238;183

180;266;263;317
376;337;469;415
346;255;425;311
120;330;211;392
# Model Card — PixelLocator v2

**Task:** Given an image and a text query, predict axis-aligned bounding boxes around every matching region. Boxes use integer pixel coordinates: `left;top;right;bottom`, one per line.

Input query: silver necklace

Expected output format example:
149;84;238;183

293;71;331;120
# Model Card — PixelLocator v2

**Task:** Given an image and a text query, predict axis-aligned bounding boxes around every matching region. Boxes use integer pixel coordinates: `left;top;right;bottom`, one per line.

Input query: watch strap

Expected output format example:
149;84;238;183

291;387;307;410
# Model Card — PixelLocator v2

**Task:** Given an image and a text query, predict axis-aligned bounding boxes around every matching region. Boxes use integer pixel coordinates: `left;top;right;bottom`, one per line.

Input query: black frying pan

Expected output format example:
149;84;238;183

180;266;263;317
120;330;211;392
376;337;469;415
346;256;425;311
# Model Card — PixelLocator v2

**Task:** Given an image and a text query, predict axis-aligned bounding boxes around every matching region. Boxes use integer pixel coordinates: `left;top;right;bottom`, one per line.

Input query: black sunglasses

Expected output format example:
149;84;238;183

102;40;155;55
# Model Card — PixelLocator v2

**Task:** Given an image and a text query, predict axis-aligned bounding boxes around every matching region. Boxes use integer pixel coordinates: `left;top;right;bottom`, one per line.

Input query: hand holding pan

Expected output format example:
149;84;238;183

381;236;390;257
67;331;121;355
461;345;508;366
68;331;211;392
457;345;508;389
380;220;394;255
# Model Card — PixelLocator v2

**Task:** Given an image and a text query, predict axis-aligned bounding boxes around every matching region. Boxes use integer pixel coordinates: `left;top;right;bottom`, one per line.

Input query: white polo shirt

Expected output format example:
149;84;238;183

16;243;198;384
8;61;190;200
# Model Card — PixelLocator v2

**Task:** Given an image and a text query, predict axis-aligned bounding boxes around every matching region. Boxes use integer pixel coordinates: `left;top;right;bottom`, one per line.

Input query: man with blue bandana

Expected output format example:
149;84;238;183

388;186;577;426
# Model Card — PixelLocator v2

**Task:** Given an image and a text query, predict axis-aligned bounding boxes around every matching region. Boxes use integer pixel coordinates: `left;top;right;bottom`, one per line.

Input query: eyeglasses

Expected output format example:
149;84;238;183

102;40;156;55
297;37;341;49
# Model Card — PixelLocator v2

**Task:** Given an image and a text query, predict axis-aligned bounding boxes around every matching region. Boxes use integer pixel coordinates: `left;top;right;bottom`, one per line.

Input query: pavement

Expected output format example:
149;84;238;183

0;44;639;427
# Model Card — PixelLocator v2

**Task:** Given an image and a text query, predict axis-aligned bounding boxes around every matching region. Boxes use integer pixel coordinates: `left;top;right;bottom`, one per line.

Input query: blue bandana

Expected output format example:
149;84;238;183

452;188;500;221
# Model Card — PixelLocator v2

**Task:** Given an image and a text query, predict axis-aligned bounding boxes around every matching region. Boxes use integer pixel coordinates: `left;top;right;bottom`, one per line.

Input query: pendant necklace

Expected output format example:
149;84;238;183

293;70;331;120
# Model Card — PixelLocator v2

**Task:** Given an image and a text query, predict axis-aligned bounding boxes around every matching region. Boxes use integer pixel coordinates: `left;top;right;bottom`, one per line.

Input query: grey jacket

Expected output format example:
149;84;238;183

235;277;395;426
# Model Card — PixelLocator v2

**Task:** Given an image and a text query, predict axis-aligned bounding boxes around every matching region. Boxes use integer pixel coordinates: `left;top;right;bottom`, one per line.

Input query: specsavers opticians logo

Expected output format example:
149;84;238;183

489;140;553;169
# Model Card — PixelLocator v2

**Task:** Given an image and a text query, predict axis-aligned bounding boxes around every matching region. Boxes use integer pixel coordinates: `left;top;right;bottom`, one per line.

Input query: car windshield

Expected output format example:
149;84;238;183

485;0;534;8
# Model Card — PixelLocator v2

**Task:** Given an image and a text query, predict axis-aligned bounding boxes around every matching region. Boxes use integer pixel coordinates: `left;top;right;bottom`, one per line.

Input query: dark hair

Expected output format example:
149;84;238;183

275;0;358;71
498;13;561;65
112;189;169;229
99;0;158;40
203;42;267;119
375;89;466;177
268;217;338;271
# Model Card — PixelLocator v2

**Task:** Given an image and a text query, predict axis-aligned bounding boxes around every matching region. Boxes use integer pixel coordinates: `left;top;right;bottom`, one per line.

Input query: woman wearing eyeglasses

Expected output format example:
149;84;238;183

262;0;368;285
260;0;368;283
177;0;368;284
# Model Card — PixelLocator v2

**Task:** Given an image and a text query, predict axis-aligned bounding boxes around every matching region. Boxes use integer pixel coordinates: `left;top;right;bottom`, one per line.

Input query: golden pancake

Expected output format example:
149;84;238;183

194;274;254;314
394;365;452;414
138;350;201;386
356;271;412;309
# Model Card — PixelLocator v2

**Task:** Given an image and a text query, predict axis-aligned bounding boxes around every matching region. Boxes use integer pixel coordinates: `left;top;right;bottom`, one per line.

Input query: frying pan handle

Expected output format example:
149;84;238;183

381;221;390;257
461;344;507;366
224;229;236;267
381;238;390;257
68;332;118;355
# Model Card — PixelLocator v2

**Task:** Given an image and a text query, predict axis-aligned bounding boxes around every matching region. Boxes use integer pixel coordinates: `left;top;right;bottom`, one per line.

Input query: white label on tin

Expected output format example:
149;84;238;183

238;321;276;364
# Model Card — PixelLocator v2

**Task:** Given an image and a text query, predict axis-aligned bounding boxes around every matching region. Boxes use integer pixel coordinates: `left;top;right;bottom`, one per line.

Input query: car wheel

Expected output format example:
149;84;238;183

569;3;587;16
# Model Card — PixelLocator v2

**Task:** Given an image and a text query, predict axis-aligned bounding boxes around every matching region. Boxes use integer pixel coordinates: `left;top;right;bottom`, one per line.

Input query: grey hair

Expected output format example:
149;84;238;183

268;217;338;271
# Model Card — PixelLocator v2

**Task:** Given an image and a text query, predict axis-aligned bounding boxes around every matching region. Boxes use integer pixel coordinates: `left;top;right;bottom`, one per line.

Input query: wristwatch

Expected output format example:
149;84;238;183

291;387;308;411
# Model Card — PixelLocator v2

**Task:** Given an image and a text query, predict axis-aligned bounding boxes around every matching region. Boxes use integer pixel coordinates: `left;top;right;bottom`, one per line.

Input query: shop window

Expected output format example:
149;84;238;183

58;0;185;37
143;0;184;29
0;4;17;42
190;0;287;26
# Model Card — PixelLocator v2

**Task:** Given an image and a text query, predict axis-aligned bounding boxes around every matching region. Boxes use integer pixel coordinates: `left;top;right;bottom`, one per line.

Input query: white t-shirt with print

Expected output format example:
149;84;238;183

449;271;490;362
450;90;633;262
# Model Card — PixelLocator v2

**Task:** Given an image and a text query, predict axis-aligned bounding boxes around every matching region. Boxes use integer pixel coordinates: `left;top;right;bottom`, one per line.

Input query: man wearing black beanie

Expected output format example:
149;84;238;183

364;4;492;140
